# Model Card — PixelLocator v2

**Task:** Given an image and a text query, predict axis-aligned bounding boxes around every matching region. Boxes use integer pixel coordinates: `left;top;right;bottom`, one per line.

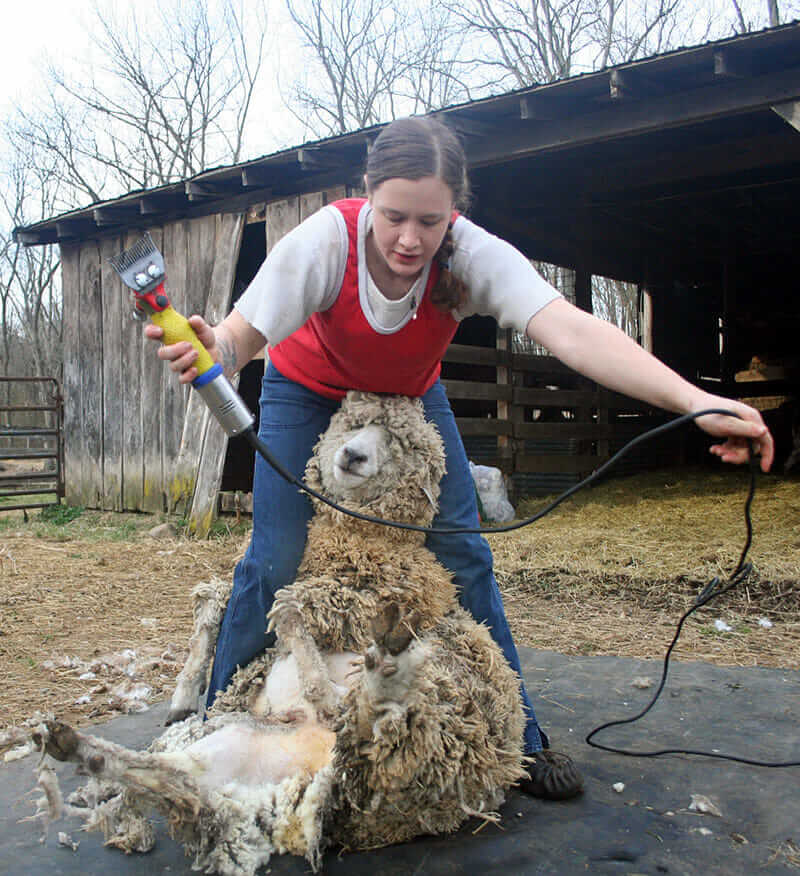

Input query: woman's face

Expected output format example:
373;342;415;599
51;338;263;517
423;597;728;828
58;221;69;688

368;176;453;281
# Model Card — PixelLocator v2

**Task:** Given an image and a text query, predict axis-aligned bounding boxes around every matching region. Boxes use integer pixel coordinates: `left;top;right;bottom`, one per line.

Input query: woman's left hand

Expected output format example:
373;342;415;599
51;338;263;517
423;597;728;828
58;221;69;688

692;395;774;471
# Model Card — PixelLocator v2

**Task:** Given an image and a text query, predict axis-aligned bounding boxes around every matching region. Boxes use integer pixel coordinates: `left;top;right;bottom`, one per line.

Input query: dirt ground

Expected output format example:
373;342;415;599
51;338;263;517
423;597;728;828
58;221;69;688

1;467;797;735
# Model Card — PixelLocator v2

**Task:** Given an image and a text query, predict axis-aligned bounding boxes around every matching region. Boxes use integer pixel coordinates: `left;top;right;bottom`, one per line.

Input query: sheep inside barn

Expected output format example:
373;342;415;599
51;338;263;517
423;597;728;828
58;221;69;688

22;391;527;875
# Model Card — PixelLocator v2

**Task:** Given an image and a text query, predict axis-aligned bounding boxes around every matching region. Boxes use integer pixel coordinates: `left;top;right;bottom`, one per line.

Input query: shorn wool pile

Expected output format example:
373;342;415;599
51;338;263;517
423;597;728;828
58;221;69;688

10;391;527;874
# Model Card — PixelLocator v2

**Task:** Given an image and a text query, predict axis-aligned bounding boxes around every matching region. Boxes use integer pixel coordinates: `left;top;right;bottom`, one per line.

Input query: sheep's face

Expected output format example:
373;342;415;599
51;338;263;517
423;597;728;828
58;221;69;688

307;392;446;524
331;425;392;491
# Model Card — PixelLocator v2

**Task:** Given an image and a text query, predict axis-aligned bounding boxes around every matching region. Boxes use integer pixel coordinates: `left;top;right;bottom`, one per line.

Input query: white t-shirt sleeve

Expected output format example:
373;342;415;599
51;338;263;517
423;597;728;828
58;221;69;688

234;205;347;346
450;215;562;331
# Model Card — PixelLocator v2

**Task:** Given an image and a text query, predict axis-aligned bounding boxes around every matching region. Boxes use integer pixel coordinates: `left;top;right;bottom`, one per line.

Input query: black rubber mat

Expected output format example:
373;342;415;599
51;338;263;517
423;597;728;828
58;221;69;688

2;647;798;875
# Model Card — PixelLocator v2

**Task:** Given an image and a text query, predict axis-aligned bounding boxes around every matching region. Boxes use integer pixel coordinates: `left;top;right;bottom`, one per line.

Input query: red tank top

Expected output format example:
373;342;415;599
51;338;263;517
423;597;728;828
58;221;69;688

268;198;459;400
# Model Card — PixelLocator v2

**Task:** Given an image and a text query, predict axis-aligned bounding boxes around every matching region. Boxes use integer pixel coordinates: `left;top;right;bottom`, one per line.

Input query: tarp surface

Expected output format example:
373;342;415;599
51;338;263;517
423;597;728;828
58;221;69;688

2;647;798;875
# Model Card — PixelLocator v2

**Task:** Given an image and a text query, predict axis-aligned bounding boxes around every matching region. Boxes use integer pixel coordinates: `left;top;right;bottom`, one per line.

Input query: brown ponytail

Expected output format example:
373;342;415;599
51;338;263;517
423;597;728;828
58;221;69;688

431;223;467;312
366;117;471;313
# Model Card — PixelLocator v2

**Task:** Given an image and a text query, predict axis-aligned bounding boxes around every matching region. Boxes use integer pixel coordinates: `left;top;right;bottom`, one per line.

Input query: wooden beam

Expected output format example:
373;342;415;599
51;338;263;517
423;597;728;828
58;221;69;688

467;68;800;168
443;343;511;366
139;194;180;214
93;206;141;227
713;49;751;78
297;147;344;171
440;380;512;401
185;180;239;201
520;95;554;120
241;165;273;188
609;69;631;100
55;220;96;240
14;228;59;246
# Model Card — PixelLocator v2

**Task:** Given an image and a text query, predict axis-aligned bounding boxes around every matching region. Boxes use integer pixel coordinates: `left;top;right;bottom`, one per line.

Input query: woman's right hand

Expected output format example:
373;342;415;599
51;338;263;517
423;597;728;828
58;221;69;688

144;315;218;385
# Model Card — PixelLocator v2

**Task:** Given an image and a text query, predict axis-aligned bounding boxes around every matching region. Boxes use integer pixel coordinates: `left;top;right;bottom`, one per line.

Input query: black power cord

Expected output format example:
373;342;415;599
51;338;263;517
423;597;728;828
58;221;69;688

586;444;799;767
244;407;750;536
246;406;798;767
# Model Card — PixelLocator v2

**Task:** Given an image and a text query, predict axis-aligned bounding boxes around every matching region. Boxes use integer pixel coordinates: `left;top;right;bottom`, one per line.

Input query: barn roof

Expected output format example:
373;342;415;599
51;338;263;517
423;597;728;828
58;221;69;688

13;22;800;284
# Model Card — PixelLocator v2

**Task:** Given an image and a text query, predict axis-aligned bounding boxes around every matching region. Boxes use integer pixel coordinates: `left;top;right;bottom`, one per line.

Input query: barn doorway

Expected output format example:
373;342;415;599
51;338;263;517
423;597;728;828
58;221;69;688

220;221;266;494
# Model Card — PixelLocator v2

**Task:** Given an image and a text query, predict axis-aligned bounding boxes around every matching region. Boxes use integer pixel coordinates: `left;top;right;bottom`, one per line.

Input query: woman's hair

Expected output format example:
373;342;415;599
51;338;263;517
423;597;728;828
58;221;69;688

365;117;470;312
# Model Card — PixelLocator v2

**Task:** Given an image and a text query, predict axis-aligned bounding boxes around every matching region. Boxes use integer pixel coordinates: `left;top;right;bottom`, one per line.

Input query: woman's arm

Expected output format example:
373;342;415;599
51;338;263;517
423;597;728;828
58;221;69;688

145;309;267;384
526;298;775;471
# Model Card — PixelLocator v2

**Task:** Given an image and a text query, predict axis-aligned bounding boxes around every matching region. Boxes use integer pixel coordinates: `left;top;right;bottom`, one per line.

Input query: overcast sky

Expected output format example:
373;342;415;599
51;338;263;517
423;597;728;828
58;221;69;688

0;0;307;159
1;0;94;113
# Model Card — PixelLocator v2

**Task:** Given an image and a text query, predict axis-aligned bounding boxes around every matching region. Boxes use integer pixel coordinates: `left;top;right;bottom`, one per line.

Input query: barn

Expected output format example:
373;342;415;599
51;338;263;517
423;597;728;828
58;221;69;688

13;23;800;533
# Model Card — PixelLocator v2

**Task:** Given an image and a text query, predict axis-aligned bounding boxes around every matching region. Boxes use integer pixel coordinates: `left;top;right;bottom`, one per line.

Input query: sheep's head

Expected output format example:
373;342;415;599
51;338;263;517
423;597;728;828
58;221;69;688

305;392;446;527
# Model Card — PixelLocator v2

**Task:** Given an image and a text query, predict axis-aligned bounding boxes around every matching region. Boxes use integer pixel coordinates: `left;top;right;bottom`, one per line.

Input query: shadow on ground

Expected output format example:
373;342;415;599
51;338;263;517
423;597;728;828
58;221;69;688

2;648;798;875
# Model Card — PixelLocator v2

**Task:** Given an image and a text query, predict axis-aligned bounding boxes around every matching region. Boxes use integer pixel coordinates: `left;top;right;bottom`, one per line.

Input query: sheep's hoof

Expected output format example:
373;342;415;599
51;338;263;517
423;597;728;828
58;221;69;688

33;720;80;762
165;707;197;727
370;604;420;656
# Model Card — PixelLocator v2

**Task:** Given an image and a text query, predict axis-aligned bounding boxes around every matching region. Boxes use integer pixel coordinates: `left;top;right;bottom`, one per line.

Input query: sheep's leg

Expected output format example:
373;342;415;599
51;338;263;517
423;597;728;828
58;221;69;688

167;576;232;725
269;603;340;721
33;720;220;820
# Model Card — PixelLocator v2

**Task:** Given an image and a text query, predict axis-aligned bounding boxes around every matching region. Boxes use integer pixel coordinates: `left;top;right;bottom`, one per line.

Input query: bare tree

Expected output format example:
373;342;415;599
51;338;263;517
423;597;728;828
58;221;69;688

283;0;477;138
728;0;798;30
284;0;415;137
0;139;62;382
592;275;639;337
438;0;601;87
396;6;476;115
10;0;267;204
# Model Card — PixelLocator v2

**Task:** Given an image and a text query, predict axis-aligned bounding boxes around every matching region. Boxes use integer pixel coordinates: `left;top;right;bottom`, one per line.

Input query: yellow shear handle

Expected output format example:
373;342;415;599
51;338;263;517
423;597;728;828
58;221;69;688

150;306;216;376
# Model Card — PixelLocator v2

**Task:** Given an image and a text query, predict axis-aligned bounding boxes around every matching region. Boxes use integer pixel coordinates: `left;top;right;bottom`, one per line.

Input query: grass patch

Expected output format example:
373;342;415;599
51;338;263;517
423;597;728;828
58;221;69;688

39;503;85;525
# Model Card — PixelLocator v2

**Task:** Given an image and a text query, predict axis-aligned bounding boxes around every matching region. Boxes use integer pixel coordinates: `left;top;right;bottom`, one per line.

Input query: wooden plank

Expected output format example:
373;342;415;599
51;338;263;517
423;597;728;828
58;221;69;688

441;380;513;401
497;328;512;457
162;214;217;514
138;226;167;513
513;387;596;407
455;418;512;436
168;218;211;516
99;235;125;510
515;453;605;474
323;185;348;204
60;244;82;506
443;344;510;366
300;192;324;221
161;220;190;509
513;421;654;440
186;212;246;537
509;353;576;375
121;229;144;510
266;197;300;254
79;240;103;508
512;385;658;412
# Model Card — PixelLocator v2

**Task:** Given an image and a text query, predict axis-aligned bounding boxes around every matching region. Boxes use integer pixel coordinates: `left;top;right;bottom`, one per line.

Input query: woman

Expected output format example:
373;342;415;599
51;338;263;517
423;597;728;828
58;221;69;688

148;116;773;801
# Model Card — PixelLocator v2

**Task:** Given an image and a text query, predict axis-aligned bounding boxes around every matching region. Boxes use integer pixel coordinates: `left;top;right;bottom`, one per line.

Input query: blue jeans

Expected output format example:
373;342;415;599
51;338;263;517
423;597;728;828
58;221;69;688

207;363;548;754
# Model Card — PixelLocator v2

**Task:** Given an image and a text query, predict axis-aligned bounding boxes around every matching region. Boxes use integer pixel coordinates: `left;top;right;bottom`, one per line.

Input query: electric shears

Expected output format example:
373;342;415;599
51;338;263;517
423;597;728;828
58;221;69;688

108;233;254;437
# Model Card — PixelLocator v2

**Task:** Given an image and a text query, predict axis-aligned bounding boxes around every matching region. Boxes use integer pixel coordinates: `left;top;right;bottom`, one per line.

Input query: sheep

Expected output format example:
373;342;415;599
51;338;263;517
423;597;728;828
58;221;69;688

19;390;527;874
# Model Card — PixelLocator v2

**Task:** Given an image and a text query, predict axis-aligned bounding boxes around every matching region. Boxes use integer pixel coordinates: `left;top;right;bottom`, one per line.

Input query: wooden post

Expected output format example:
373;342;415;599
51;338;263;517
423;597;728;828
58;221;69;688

61;244;82;507
497;327;513;473
574;268;592;314
721;247;736;386
100;236;125;511
638;284;654;353
181;213;246;536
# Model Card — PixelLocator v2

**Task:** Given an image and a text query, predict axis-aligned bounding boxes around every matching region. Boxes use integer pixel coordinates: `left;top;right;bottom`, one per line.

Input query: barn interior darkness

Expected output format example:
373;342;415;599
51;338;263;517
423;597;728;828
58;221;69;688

468;108;800;381
221;102;800;490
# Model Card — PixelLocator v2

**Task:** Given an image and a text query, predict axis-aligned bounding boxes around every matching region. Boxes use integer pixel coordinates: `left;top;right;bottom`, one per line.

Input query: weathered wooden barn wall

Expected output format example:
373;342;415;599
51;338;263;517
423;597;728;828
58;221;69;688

61;213;245;516
60;186;349;530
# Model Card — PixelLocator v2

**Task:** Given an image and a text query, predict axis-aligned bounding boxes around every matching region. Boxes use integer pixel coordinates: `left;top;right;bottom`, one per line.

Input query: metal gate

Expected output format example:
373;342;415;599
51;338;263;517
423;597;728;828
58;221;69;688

0;376;64;512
